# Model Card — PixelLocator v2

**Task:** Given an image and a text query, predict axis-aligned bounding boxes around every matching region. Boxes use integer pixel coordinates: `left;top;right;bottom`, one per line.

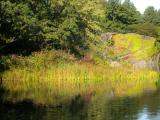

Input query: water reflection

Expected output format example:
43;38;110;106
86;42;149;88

0;101;46;120
1;90;160;120
0;75;160;120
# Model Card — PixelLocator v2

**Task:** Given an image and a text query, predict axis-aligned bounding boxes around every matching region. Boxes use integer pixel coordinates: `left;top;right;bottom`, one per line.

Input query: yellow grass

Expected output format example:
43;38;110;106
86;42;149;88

2;61;159;105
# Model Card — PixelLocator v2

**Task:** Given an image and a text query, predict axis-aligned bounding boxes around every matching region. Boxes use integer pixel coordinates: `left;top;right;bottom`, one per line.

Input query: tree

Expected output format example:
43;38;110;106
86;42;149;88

0;1;44;54
122;0;140;24
0;0;105;56
156;9;160;25
143;6;158;24
104;0;140;32
128;23;159;37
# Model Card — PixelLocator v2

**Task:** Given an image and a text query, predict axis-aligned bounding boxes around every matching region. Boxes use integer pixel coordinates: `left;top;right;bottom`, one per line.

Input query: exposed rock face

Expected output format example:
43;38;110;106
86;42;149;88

143;36;155;40
131;59;147;69
101;33;159;70
148;52;160;72
130;53;160;71
110;61;121;67
101;33;117;41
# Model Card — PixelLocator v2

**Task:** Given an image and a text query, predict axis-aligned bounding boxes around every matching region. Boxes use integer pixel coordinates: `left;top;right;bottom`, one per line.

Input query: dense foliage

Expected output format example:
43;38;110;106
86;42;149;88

0;0;160;55
0;0;104;55
104;0;140;32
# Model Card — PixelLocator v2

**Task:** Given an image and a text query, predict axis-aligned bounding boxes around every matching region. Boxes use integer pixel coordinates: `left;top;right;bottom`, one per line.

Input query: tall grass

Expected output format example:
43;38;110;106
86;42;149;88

1;51;159;105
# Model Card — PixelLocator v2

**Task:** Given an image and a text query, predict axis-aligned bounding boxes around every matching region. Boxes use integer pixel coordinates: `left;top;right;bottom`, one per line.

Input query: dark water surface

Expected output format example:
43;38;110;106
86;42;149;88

1;89;160;120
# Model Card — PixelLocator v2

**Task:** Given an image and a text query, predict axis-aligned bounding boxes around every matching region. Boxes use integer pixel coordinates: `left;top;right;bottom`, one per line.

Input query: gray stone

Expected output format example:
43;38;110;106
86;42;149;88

101;32;117;41
131;59;147;69
110;61;121;67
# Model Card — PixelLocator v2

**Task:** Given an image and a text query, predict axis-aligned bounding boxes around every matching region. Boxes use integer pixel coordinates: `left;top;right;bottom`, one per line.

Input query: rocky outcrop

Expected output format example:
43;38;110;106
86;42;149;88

110;61;121;67
131;59;147;69
143;36;155;40
101;33;159;71
129;53;160;71
101;32;117;41
148;52;160;72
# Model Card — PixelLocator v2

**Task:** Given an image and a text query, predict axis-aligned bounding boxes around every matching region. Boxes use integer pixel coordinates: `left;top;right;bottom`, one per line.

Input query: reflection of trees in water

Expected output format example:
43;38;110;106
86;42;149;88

0;101;47;120
104;97;140;120
104;91;160;120
140;91;160;115
1;92;160;120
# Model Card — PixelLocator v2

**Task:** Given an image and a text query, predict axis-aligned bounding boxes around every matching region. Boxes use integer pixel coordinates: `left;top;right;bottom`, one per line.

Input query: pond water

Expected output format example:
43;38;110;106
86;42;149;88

1;88;160;120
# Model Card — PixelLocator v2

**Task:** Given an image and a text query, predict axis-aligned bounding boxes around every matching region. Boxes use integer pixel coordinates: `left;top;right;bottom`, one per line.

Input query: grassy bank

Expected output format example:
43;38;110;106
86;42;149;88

1;50;159;105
